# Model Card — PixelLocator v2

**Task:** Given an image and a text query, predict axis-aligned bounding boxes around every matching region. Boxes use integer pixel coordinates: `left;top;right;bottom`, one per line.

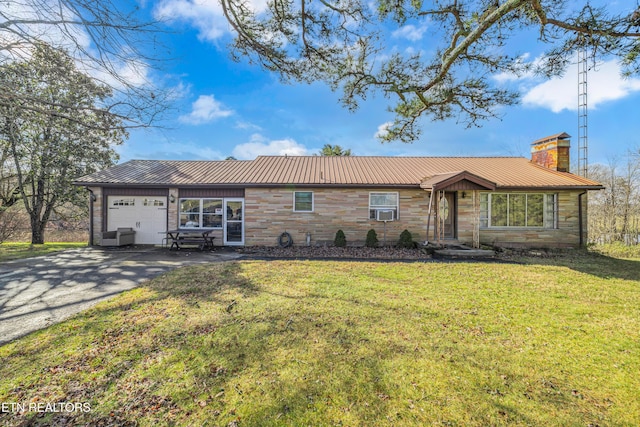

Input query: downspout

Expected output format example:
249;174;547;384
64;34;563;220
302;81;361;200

87;188;96;246
578;191;587;247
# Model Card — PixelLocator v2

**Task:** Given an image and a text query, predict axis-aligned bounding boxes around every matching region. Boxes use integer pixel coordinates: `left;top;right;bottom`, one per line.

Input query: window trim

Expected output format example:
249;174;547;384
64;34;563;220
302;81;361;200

293;191;314;212
369;192;399;220
480;192;558;229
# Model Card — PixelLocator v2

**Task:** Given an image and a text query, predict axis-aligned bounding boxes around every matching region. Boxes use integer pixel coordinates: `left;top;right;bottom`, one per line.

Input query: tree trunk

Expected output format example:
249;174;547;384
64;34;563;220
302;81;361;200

30;215;46;244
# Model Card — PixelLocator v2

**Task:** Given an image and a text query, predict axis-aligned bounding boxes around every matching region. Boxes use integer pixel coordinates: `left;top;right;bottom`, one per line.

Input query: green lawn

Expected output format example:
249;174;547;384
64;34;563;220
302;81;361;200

1;253;639;426
0;242;87;262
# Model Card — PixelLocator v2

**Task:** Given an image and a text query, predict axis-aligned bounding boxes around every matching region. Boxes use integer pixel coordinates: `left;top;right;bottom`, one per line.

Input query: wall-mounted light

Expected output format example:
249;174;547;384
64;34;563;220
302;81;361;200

90;193;97;202
461;191;466;199
169;194;176;203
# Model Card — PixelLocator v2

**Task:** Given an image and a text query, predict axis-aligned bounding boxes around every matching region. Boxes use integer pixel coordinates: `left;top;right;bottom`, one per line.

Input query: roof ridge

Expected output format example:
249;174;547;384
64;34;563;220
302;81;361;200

254;155;526;159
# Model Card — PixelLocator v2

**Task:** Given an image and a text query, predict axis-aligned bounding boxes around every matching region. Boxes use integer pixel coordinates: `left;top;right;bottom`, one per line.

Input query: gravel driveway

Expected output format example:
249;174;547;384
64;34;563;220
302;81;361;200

0;247;240;345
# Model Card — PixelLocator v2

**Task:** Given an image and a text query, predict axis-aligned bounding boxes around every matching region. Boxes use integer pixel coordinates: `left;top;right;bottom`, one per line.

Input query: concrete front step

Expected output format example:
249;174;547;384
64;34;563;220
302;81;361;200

433;246;496;259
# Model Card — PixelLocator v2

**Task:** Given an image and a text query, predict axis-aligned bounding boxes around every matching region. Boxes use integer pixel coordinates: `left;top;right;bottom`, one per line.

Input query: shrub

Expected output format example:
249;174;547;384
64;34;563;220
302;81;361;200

334;229;347;247
398;229;415;249
365;229;379;248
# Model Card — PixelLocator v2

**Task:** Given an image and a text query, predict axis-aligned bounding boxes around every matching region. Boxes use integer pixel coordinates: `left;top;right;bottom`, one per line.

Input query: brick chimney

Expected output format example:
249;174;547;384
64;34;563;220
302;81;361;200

531;132;571;172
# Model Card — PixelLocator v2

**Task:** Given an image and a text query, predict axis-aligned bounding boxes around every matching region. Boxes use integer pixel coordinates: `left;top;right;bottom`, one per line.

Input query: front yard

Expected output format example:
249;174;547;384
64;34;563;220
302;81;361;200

1;252;639;426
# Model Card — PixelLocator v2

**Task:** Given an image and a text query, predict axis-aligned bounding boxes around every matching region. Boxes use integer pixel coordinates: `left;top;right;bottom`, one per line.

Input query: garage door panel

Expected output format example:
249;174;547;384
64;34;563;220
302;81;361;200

107;196;167;244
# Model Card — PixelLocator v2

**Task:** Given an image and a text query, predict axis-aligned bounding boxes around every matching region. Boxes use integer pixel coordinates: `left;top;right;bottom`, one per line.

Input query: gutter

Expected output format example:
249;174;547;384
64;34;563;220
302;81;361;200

87;188;96;246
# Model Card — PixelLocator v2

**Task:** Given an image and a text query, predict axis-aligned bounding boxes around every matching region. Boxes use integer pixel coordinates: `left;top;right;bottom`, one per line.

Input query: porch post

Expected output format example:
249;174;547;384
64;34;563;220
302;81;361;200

425;190;434;244
472;190;480;248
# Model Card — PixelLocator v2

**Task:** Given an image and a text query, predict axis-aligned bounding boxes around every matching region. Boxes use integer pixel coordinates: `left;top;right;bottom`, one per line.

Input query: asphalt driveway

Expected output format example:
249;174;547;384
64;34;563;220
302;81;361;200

0;247;241;345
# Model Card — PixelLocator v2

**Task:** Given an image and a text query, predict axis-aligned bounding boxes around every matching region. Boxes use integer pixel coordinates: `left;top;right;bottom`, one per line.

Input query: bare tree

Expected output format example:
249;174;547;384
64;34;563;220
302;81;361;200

1;0;168;128
220;0;640;142
618;151;640;242
588;152;640;244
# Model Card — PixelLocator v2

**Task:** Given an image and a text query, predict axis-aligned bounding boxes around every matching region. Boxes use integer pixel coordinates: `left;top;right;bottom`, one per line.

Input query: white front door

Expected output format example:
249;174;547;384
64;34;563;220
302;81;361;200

224;199;244;246
107;196;167;244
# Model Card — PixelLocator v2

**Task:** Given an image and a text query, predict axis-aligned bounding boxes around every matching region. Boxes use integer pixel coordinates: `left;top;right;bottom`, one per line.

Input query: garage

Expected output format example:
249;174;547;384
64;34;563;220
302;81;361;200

106;196;167;244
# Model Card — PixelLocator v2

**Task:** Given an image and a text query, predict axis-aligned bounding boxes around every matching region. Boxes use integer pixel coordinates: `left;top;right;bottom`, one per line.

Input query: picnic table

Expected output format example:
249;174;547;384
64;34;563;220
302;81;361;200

166;229;215;250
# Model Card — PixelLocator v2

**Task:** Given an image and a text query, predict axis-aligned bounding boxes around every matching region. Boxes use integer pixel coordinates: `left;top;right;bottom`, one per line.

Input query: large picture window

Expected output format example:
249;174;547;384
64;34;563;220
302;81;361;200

179;198;223;228
480;193;557;228
369;192;399;219
293;191;314;212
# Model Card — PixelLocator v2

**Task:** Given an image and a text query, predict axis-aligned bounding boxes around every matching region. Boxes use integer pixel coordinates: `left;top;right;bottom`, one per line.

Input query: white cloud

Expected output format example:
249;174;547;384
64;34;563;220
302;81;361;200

232;134;310;159
118;139;224;161
235;120;262;131
179;95;234;124
392;24;427;42
82;57;151;91
374;121;393;139
154;0;269;42
522;60;640;112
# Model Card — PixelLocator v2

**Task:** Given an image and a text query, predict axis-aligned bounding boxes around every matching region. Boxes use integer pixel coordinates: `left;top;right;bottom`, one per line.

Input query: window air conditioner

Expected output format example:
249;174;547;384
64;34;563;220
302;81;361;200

376;209;395;221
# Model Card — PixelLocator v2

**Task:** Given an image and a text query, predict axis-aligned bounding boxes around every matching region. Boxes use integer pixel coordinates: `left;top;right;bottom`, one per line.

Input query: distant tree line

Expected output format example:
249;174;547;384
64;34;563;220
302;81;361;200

588;150;640;245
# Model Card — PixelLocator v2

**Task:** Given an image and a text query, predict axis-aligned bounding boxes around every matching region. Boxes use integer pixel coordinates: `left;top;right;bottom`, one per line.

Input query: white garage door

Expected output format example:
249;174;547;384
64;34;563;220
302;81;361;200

107;196;167;244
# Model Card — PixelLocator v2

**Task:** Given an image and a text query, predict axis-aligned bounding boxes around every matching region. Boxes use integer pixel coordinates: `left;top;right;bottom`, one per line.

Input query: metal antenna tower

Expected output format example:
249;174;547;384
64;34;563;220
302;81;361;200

577;46;588;177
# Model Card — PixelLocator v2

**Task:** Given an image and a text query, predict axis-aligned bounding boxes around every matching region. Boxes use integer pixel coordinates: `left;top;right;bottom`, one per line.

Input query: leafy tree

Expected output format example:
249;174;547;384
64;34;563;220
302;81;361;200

0;43;126;244
319;144;352;156
0;0;166;127
221;0;640;142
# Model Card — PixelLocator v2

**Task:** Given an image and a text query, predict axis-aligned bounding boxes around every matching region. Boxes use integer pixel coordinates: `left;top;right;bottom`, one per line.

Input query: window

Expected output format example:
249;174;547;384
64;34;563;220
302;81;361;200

179;198;223;228
112;198;135;207
480;193;557;228
369;192;399;220
143;198;165;207
293;191;313;212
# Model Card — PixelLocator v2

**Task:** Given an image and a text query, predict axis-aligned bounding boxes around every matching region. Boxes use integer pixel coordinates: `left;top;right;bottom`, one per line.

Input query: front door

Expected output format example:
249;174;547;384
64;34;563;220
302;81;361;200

438;192;456;239
224;199;244;246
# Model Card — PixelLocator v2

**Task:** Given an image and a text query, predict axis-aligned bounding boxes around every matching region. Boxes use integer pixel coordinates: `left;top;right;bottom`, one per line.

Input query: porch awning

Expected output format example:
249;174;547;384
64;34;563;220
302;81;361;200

420;170;496;192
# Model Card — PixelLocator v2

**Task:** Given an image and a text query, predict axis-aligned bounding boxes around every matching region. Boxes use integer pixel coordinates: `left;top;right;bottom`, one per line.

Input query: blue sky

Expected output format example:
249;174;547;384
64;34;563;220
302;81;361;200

117;0;640;167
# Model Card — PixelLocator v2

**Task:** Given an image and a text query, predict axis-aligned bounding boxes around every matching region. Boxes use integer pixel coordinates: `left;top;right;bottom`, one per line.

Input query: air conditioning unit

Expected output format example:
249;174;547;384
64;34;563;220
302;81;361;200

375;209;395;221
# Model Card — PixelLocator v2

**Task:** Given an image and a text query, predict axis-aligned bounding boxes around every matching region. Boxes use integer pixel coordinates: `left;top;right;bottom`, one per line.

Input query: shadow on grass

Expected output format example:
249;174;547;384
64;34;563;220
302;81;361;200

513;248;640;281
1;261;401;426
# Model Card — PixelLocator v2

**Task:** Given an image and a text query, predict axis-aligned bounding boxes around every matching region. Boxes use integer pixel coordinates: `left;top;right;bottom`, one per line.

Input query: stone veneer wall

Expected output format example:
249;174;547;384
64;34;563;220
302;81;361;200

456;190;585;248
243;187;431;246
90;185;588;248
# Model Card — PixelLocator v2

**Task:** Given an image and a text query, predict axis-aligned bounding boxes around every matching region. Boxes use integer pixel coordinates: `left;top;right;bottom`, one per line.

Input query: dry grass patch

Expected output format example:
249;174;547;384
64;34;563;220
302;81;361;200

0;242;86;262
1;256;639;426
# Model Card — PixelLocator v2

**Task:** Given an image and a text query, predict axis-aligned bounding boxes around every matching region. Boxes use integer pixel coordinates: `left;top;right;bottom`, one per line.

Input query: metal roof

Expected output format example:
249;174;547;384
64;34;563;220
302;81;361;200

74;156;603;190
